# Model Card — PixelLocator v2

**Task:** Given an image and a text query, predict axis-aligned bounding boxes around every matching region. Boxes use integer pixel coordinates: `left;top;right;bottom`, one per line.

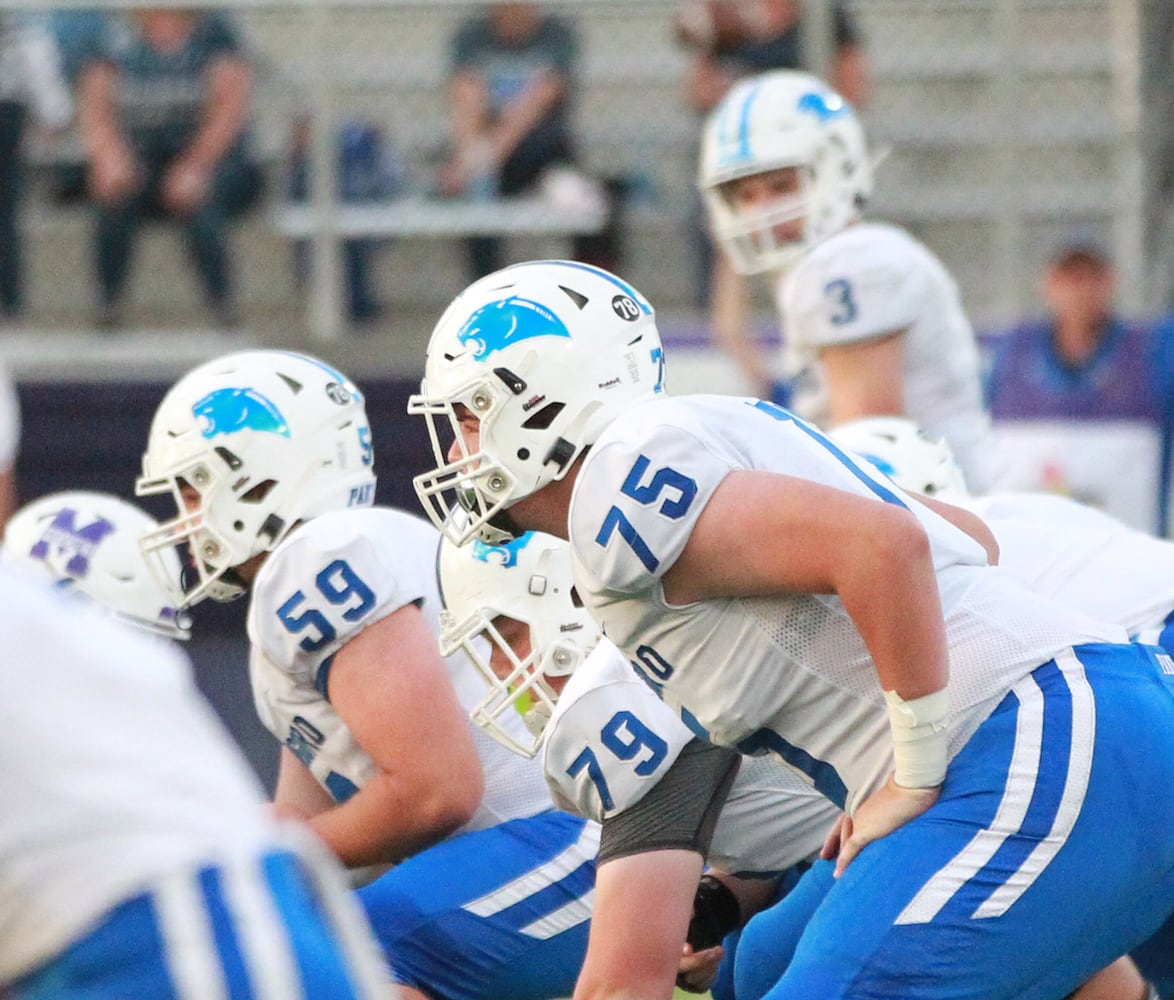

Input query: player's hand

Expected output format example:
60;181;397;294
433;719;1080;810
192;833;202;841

833;774;939;878
820;811;851;861
676;941;724;994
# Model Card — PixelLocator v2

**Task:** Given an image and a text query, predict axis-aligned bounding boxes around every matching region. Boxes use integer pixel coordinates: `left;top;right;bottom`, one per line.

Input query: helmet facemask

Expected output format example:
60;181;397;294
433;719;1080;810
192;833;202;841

437;530;599;757
410;261;664;546
709;165;813;275
137;350;377;608
439;610;568;759
411;374;524;547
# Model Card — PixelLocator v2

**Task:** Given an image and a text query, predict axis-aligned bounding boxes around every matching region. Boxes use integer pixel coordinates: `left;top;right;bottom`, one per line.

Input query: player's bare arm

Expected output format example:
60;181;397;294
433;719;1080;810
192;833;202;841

819;329;906;426
272;744;335;821
574;849;703;1000
662;469;948;699
307;602;485;867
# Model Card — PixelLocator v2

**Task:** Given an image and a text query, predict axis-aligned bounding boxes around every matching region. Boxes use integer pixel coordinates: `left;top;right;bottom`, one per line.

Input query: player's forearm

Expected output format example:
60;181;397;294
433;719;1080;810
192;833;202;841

839;507;949;700
310;773;479;868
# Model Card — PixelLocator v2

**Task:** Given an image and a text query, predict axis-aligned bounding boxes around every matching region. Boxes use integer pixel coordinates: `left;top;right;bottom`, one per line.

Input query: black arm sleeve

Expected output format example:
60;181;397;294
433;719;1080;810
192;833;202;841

598;738;742;865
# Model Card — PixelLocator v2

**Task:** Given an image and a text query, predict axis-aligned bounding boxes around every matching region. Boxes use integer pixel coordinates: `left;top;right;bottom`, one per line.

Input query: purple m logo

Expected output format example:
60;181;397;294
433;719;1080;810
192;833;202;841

29;507;117;578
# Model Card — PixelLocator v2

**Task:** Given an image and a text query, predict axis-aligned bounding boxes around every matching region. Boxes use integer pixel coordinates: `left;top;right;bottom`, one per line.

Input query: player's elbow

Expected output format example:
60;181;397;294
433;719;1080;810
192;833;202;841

416;765;484;839
875;505;933;567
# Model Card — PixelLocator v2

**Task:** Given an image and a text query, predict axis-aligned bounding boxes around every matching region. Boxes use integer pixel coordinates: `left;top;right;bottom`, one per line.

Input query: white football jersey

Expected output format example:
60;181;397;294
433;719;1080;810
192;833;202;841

568;395;1125;814
545;641;837;874
778;222;1002;492
0;569;278;982
247;506;552;831
968;491;1174;636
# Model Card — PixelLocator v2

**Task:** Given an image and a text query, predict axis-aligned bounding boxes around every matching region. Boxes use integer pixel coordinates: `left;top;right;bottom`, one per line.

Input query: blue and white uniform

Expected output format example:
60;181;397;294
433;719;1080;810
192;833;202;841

248;506;597;1000
0;569;390;999
736;487;1174;999
545;640;836;879
566;393;1174;999
779;223;1004;492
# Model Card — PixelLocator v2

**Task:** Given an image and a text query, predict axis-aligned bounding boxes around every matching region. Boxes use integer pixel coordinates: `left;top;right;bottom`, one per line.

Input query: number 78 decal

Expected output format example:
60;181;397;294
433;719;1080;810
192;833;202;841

595;455;697;572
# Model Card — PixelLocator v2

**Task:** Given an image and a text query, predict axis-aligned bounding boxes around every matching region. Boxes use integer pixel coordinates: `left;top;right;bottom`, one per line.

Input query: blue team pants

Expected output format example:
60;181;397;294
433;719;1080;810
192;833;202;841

739;643;1174;1000
358;809;598;1000
10;849;388;999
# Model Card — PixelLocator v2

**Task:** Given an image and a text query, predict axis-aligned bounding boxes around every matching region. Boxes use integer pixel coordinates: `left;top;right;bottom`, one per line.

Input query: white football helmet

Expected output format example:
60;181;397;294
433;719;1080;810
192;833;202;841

438;530;600;758
829;417;971;501
409;260;666;545
3;490;191;639
699;69;872;274
137;350;376;606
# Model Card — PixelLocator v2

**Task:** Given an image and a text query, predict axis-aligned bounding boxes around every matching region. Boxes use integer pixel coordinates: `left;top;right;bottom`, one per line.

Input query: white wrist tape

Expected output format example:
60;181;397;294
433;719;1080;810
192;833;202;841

884;688;950;789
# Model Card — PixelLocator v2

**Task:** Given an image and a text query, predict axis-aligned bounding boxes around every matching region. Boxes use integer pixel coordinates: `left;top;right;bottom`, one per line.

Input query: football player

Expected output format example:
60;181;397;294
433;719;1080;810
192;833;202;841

438;528;841;999
137;349;597;1000
698;69;1004;492
409;258;1174;1000
0;562;392;998
2;489;190;639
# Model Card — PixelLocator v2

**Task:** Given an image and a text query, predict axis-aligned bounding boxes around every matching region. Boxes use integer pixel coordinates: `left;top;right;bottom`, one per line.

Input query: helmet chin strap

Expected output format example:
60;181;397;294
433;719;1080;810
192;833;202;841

522;701;552;739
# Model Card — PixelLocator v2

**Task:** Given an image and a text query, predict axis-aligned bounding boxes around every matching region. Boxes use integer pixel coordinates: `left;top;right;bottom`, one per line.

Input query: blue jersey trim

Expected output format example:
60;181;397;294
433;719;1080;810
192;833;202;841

736;727;848;810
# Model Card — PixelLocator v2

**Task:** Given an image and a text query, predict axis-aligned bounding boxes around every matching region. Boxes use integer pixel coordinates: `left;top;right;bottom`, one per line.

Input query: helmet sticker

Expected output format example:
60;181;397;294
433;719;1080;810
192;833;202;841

29;507;116;577
611;294;641;321
472;532;535;568
193;388;290;439
797;90;849;122
458;296;570;361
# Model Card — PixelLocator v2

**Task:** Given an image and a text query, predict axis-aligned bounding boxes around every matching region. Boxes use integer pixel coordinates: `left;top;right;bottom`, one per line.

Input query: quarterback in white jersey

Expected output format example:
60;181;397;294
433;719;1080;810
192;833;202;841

137;350;598;1000
439;530;841;998
699;69;1002;492
0;565;391;998
410;258;1174;1000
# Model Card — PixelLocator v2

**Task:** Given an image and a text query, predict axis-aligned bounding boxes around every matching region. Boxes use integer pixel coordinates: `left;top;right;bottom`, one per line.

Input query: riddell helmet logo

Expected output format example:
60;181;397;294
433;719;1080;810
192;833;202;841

193;388;290;439
457;296;570;361
521;394;547;412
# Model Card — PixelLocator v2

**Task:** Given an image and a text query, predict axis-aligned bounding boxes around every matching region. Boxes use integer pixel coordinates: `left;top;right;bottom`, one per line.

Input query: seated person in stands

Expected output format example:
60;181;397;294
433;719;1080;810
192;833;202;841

437;3;616;280
76;7;261;330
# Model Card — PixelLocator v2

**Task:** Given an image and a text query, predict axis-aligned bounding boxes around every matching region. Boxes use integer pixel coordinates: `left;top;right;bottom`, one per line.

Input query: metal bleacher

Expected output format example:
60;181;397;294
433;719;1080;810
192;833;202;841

10;0;1165;375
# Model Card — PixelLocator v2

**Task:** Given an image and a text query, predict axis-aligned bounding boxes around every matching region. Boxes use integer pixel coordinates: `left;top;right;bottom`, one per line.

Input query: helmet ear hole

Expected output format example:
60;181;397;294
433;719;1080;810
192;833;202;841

240;480;277;504
522;402;565;431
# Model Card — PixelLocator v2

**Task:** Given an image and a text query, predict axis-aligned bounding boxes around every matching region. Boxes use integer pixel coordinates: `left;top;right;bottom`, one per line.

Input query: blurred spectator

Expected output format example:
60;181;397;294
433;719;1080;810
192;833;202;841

288;117;405;328
76;8;262;330
676;0;868;324
985;237;1174;534
438;3;614;281
0;13;72;326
